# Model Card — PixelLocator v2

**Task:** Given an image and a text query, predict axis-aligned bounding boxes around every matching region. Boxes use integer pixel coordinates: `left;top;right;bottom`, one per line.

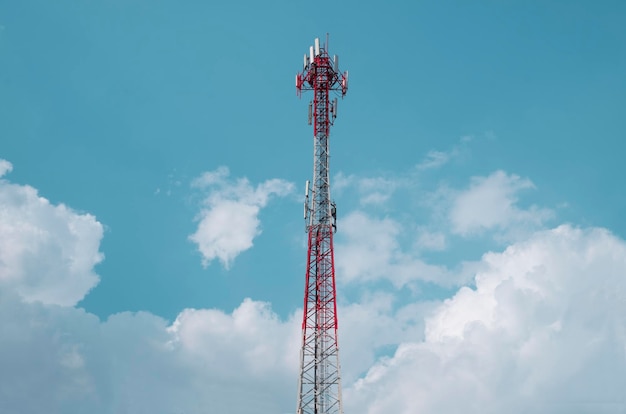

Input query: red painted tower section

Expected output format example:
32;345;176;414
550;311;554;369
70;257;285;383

295;36;348;414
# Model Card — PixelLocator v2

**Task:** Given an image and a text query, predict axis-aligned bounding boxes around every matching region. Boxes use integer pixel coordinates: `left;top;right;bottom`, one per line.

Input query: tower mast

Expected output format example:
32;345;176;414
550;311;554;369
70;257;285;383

295;36;348;414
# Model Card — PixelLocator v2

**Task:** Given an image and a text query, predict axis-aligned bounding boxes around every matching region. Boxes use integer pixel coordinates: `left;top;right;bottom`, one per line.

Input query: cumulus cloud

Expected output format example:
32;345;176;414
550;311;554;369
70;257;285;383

335;211;454;288
0;161;301;412
189;167;294;269
168;298;300;379
5;213;626;413
0;291;302;414
345;225;626;414
4;158;626;414
0;162;104;306
338;293;438;384
449;170;553;239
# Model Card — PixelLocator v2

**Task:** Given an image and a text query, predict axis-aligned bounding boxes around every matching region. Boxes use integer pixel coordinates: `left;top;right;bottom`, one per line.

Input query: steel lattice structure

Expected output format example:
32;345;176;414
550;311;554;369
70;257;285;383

295;36;348;414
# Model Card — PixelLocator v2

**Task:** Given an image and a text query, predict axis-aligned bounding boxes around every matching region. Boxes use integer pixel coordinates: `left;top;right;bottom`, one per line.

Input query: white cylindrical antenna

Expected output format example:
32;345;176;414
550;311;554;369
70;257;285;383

304;202;307;220
314;38;320;56
304;54;308;69
308;102;312;125
295;74;299;88
305;180;310;197
310;46;314;64
334;55;339;72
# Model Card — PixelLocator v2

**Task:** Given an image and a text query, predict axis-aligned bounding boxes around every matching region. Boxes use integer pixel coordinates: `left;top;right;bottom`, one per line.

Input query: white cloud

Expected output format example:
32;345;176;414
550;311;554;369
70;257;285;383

189;167;294;269
0;291;302;414
333;172;399;206
449;170;553;239
345;225;626;413
0;159;13;177
0;162;299;412
358;177;398;205
168;298;301;379
5;221;626;414
0;287;431;414
333;171;355;193
338;293;437;384
415;228;447;251
4;159;626;413
416;150;452;170
0;166;419;412
335;211;454;288
0;169;104;306
415;134;472;171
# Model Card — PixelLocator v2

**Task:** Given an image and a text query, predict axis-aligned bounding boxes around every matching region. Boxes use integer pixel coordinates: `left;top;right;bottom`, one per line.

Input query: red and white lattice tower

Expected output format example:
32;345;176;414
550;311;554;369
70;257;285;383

295;36;348;414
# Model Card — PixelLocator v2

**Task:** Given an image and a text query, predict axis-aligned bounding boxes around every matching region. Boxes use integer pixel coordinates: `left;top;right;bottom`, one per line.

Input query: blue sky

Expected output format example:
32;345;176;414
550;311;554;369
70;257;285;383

1;1;626;413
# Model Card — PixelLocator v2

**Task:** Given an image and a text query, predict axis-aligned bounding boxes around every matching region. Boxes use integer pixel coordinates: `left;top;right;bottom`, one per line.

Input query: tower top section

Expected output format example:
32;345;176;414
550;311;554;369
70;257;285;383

296;36;349;98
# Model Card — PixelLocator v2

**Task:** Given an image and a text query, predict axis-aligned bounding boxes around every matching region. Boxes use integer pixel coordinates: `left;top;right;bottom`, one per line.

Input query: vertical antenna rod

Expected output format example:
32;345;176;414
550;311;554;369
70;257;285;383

295;36;349;414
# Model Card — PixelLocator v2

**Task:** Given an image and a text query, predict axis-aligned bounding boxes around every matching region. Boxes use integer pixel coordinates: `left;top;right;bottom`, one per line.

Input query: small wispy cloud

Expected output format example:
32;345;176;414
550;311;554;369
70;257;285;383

415;133;478;171
415;134;471;171
334;172;402;207
416;150;453;170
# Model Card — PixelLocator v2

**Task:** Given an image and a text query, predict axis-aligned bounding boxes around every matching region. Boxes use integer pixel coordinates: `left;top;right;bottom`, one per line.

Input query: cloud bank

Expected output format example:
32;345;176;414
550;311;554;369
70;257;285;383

2;159;625;413
345;225;626;414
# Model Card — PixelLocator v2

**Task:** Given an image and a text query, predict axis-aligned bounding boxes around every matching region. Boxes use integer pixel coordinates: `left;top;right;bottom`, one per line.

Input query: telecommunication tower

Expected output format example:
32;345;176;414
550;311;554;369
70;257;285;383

295;36;348;414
